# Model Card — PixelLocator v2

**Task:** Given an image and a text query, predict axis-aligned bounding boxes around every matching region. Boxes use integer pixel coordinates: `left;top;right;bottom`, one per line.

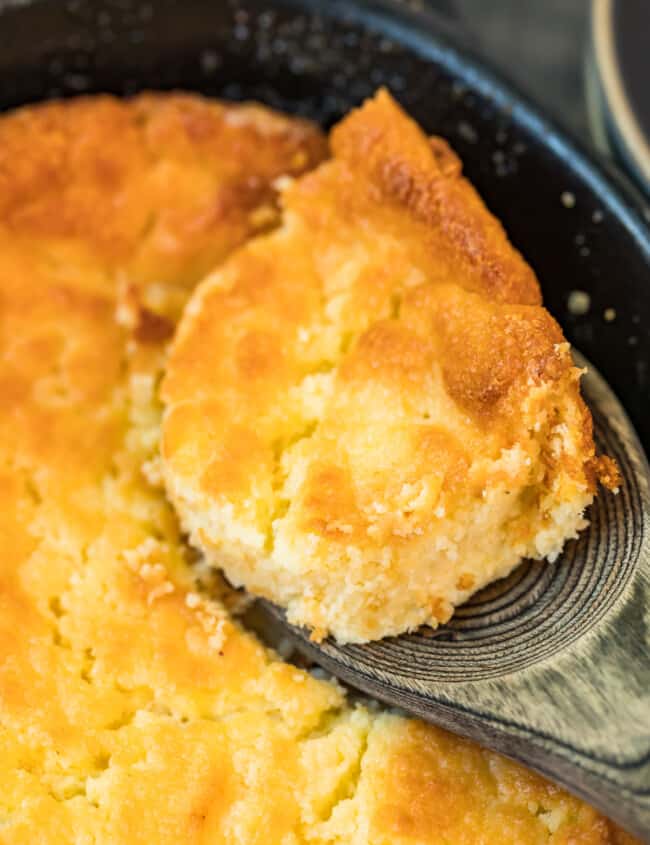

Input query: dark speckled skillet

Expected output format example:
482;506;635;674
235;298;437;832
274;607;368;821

0;0;648;838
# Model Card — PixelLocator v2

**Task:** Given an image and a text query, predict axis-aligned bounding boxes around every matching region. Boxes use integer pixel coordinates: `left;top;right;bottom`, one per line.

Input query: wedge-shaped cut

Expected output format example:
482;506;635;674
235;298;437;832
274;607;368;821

162;90;617;644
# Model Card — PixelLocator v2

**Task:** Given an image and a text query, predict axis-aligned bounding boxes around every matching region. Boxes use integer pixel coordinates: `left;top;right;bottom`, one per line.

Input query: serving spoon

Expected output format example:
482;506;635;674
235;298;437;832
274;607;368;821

262;352;650;841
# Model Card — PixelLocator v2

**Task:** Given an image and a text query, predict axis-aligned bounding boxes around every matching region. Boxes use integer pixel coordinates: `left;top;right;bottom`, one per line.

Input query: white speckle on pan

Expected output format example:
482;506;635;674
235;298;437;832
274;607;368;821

290;56;308;74
604;308;617;322
561;191;576;209
592;209;604;223
496;128;508;145
492;149;511;177
275;637;295;660
309;667;333;681
63;73;90;92
452;81;467;99
579;246;591;258
632;313;641;324
567;290;591;316
628;335;639;346
457;121;478;143
200;49;220;73
258;11;274;29
513;141;527;155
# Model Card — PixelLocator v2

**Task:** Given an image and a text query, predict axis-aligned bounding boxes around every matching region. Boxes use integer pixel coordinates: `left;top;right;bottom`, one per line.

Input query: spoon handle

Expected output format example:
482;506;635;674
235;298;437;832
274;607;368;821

415;621;650;842
477;702;650;842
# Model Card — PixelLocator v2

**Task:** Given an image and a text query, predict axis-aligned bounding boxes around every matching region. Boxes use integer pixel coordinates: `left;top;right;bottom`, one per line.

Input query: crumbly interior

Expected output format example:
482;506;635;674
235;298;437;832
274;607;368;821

162;90;616;644
0;92;634;844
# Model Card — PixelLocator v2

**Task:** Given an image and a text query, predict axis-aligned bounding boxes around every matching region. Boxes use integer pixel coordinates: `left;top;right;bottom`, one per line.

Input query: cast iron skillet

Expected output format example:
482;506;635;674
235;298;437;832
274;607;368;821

0;0;649;837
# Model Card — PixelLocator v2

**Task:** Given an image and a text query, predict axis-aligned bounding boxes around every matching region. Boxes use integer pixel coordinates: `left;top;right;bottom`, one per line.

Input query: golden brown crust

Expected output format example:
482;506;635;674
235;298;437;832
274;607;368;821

162;89;612;644
0;92;326;292
328;88;541;306
593;454;622;491
357;717;633;844
0;91;633;843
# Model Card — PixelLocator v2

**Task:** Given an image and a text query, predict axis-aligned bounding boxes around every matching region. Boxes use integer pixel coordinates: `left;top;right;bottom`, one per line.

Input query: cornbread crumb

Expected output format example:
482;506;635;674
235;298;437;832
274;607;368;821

568;289;591;316
0;92;635;844
162;90;614;644
457;573;475;590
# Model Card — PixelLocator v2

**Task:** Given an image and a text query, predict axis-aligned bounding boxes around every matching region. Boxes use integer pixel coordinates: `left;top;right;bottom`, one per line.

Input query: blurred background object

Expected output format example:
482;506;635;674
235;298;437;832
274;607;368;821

588;0;650;195
456;0;589;136
423;0;650;196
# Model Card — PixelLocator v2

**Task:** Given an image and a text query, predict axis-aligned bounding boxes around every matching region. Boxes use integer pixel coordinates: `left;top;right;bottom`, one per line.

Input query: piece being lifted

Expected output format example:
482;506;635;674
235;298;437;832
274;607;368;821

162;90;618;644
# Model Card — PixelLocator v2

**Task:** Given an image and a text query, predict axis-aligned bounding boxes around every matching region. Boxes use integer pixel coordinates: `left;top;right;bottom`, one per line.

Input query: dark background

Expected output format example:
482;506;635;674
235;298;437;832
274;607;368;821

430;0;593;146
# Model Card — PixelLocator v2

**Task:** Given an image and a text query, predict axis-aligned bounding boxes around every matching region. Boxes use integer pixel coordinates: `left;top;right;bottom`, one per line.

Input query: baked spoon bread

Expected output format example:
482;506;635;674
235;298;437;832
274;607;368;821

162;90;618;644
0;92;635;843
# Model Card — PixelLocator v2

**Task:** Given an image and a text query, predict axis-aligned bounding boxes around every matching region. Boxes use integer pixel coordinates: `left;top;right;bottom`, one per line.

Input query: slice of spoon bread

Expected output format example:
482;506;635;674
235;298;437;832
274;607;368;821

162;89;618;644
